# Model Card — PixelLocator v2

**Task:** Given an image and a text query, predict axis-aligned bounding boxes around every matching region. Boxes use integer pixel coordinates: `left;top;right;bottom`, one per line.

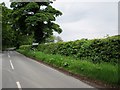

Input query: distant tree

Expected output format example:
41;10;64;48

45;35;63;43
55;36;63;42
45;35;56;43
10;1;62;46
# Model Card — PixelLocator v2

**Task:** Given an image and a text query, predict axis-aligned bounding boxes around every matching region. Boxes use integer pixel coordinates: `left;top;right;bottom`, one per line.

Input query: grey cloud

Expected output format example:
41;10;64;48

54;2;92;23
56;11;87;23
53;2;118;41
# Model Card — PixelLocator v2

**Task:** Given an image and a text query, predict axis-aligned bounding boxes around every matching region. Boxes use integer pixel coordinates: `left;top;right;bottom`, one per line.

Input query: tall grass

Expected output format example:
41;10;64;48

17;49;118;86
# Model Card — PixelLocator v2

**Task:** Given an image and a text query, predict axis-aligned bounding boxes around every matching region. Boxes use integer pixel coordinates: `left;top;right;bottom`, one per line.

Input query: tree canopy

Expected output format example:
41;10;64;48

10;1;62;44
1;3;15;49
1;3;34;49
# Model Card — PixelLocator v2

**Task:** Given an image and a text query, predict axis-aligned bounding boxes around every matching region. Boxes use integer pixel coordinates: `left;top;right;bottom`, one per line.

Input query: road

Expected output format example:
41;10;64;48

2;51;95;88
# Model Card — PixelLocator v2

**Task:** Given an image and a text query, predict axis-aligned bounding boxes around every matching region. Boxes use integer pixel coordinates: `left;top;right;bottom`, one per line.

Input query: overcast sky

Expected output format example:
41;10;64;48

1;0;119;41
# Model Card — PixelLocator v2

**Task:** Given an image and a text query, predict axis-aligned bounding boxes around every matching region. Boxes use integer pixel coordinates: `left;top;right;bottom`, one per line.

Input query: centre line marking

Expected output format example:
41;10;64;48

10;60;14;70
8;54;10;58
16;81;22;90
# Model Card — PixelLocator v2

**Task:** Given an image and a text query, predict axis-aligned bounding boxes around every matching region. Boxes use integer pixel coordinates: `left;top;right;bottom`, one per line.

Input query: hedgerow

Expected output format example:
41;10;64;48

37;35;120;64
18;35;119;86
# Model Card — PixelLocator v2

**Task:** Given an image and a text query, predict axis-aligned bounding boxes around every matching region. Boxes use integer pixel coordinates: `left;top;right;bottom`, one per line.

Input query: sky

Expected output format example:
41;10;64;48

0;0;119;41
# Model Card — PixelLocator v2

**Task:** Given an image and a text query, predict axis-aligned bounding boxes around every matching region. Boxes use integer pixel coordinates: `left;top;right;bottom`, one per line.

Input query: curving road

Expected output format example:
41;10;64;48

2;51;96;89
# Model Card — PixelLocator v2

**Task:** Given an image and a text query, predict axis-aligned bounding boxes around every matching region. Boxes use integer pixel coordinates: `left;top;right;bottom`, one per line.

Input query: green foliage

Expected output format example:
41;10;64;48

44;35;55;43
17;49;119;85
1;3;15;49
18;35;119;85
19;45;32;51
37;35;120;64
1;3;34;49
10;2;62;43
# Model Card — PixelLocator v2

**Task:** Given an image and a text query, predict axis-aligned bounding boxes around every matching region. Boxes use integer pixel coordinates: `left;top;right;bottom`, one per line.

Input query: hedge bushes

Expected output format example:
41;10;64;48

17;50;119;85
37;35;120;64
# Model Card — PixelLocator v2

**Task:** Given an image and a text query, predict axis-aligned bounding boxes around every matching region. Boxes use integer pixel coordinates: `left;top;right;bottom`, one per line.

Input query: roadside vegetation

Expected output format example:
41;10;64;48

37;35;119;65
1;1;62;49
17;35;119;87
1;3;34;50
1;1;119;87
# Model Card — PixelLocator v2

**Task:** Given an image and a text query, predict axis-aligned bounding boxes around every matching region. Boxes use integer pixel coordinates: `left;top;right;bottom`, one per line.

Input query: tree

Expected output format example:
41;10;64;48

55;36;63;42
44;35;63;43
1;2;33;49
1;3;16;49
45;35;56;43
10;1;62;45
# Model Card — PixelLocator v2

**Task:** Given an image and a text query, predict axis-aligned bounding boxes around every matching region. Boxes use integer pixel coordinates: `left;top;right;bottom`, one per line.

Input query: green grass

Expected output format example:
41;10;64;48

17;49;119;86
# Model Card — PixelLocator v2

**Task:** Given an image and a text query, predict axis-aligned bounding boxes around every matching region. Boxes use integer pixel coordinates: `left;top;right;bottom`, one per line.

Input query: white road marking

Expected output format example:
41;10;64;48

10;60;14;70
16;81;22;90
8;54;10;58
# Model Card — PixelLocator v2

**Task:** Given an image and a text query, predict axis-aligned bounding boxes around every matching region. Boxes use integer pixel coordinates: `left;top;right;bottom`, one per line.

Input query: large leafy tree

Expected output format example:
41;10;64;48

1;3;16;49
1;2;34;49
10;1;62;44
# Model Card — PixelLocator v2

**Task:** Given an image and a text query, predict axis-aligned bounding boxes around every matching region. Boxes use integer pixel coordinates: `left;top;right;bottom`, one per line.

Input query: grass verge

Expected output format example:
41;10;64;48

17;49;119;87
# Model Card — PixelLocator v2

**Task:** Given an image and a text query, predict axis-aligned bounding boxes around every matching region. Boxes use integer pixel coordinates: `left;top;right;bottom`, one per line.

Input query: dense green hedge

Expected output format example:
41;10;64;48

37;35;120;64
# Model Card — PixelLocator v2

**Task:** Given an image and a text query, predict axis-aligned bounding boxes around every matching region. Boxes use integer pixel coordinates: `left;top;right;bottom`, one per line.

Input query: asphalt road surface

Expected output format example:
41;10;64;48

2;51;96;88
